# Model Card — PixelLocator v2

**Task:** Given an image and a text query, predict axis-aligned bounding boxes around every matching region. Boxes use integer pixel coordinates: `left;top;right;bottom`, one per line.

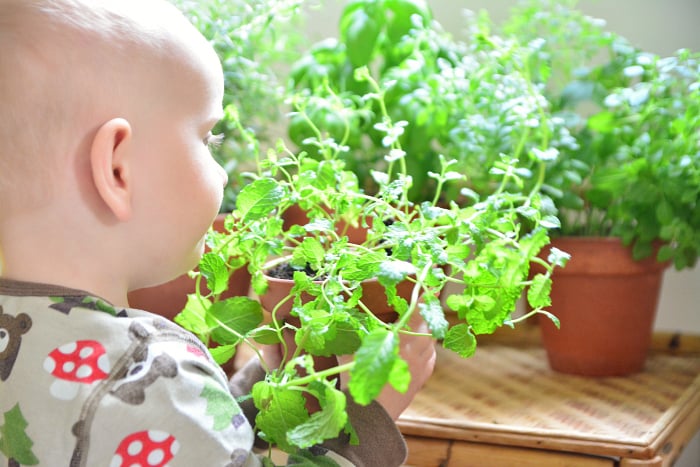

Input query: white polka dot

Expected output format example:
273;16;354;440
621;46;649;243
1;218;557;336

148;431;169;442
109;454;123;467
43;356;56;373
170;439;180;456
62;361;76;374
79;346;94;358
128;440;143;456
59;342;77;354
98;353;110;373
147;449;165;465
76;364;93;379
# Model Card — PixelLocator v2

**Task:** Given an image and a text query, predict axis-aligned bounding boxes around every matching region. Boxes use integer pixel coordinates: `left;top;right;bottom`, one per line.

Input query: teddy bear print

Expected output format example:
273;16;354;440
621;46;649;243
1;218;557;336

0;306;32;381
110;346;178;405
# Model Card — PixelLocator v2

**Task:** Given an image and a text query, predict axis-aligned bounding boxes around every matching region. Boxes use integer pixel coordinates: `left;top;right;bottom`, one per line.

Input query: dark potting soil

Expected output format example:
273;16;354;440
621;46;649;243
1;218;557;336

266;262;320;280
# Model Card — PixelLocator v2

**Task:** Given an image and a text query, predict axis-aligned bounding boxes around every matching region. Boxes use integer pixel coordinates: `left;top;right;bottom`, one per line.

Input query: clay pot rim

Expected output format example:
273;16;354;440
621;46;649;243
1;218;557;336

546;236;671;276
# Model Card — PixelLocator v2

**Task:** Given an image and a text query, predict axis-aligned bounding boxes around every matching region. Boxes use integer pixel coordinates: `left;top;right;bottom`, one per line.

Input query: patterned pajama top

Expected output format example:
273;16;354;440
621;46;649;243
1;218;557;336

0;278;406;466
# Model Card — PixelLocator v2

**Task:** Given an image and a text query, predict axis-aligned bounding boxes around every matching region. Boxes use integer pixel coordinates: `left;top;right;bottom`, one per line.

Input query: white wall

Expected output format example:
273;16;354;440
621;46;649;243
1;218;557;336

304;1;700;465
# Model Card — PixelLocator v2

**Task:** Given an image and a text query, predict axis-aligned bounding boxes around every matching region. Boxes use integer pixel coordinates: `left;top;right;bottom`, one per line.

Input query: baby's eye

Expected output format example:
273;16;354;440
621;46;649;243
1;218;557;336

204;132;224;148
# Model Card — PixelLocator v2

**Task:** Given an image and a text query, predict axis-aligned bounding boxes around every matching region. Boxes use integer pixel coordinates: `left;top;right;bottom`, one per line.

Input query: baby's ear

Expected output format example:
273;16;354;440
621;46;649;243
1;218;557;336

90;118;133;221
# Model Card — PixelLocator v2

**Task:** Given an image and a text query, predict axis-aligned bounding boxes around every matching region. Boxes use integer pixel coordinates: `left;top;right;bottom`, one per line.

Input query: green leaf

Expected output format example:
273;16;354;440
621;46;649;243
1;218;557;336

342;250;385;281
207;297;263;345
387;354;411;393
174;294;212;342
471;295;496;313
656;200;674;224
444;294;468;317
378;260;416;284
209;344;237;365
287;384;348;448
236;178;286;222
309;318;362;357
587;111;615;133
419;295;449;339
251;327;283;345
199;253;230;295
547;247;571;268
341;8;380;67
539;310;560;329
293;237;326;272
465;293;508;335
657;244;674;262
527;274;552;309
348;329;398;405
632;240;654;261
443;324;477;358
385;0;432;43
253;381;309;452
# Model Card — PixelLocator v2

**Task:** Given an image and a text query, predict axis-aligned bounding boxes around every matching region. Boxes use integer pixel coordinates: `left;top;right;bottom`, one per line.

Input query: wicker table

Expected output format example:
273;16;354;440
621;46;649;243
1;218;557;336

398;333;700;467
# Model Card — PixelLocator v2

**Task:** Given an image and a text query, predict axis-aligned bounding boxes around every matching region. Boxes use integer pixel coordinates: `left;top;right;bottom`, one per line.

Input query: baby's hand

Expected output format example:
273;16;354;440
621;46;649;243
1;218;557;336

340;312;436;420
258;343;284;371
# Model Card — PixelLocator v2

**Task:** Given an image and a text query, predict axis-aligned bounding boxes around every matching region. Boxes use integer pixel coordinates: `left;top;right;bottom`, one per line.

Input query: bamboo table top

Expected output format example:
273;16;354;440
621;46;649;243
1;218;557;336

398;341;700;462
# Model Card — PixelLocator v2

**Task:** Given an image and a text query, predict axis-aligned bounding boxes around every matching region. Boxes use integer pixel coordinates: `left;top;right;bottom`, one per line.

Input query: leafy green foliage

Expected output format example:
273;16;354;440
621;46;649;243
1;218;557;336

288;0;573;204
348;329;400;405
175;0;569;458
507;0;700;269
253;379;310;453
176;74;561;452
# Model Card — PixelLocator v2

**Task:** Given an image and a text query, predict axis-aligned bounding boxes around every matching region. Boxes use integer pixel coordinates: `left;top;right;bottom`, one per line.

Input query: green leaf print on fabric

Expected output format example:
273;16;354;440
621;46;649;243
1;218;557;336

0;403;39;466
48;296;123;316
200;379;243;431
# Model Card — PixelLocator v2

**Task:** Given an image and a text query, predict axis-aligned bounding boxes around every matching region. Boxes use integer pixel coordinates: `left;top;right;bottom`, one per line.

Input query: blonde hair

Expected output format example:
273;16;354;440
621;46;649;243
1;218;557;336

0;0;199;212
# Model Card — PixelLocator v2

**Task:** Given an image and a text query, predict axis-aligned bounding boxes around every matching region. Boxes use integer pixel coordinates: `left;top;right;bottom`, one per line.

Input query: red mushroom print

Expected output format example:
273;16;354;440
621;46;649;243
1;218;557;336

111;430;179;467
43;340;110;400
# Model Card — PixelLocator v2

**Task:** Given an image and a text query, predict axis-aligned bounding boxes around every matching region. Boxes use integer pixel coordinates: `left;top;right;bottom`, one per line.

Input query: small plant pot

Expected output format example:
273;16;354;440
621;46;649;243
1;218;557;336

536;237;669;377
128;214;252;320
258;259;411;411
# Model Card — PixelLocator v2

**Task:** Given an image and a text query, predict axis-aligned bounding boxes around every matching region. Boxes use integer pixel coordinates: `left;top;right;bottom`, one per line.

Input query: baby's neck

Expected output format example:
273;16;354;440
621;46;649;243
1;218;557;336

0;209;130;307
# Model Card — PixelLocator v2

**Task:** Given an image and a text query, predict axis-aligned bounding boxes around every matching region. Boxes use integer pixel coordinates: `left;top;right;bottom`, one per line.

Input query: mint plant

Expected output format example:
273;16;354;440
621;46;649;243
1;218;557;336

175;56;565;459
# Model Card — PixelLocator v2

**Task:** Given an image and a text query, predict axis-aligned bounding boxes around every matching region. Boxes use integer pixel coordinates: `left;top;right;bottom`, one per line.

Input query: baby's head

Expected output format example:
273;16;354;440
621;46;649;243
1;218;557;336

0;0;228;297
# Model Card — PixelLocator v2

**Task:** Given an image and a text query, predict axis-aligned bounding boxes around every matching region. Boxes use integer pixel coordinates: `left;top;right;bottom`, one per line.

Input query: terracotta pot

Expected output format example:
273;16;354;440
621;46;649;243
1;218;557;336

536;237;669;377
258;259;409;360
259;260;411;411
127;214;252;321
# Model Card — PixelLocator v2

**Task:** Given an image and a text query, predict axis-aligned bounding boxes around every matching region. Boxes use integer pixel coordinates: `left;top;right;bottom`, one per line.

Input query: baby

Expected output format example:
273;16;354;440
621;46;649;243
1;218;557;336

0;1;434;466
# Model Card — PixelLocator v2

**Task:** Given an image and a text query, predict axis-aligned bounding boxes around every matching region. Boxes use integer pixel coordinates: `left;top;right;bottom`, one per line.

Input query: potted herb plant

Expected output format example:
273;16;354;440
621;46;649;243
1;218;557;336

128;0;306;319
505;0;700;376
174;56;566;457
286;0;576;205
